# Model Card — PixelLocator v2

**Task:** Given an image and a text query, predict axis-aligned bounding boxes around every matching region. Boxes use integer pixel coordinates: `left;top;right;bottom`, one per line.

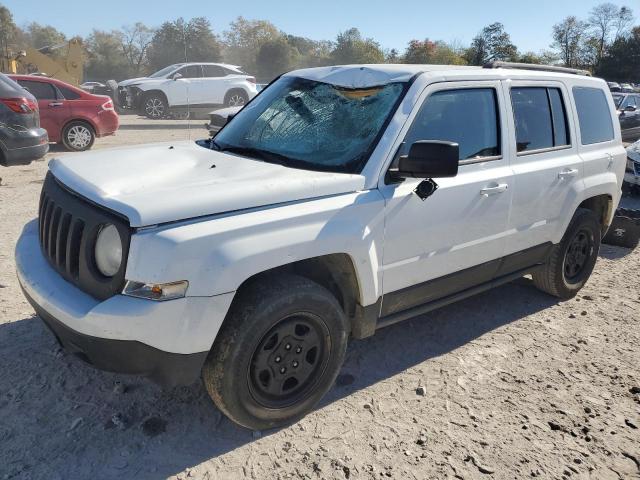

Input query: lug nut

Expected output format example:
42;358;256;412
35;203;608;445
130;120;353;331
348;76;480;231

280;367;286;374
275;356;281;363
285;343;291;350
295;347;302;353
292;361;299;368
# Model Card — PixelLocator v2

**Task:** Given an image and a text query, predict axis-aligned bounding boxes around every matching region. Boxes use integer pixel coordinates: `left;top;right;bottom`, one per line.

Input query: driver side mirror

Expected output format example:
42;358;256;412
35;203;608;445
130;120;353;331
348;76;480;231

397;141;459;178
624;105;637;112
172;72;183;81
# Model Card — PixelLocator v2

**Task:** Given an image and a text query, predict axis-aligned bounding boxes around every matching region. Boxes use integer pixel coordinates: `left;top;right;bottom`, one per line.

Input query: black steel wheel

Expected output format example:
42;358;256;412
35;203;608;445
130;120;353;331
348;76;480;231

563;229;593;282
202;274;349;430
532;208;601;299
248;313;330;409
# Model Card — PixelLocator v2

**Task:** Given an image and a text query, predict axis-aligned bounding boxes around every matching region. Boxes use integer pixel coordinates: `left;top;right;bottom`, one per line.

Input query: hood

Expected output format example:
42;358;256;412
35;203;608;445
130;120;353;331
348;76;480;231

628;140;640;161
48;142;365;227
118;77;158;87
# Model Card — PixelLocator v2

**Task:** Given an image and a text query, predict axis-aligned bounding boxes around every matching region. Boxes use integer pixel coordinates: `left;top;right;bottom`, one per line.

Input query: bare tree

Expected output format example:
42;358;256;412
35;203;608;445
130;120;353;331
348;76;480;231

552;16;589;68
613;6;634;40
121;22;154;76
588;3;619;65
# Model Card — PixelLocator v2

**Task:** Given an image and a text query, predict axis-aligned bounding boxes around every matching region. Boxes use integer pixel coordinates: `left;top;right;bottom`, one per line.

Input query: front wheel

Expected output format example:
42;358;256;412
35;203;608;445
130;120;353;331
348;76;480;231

532;208;601;299
202;274;349;430
224;89;248;107
62;121;95;151
142;93;168;119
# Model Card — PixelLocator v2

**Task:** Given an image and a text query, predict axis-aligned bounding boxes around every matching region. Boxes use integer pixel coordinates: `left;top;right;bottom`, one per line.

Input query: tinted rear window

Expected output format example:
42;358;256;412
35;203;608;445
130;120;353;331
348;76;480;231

511;87;570;153
573;87;614;145
18;80;57;100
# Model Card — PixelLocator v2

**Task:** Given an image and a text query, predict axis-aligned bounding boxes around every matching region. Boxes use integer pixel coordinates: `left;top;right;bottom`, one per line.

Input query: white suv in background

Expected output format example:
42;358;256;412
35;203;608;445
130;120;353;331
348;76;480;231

16;63;626;430
117;62;258;119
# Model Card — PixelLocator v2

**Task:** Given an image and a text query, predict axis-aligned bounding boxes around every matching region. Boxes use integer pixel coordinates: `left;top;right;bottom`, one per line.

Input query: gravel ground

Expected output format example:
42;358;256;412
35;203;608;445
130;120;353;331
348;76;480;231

0;116;639;480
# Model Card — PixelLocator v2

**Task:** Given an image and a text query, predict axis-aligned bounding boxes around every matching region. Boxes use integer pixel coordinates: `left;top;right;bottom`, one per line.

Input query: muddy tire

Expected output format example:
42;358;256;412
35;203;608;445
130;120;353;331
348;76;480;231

202;274;349;430
532;208;601;299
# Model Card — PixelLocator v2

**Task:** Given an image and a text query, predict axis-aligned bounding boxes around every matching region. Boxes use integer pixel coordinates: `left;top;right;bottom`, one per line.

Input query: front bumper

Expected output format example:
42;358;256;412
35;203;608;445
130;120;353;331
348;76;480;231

16;220;235;386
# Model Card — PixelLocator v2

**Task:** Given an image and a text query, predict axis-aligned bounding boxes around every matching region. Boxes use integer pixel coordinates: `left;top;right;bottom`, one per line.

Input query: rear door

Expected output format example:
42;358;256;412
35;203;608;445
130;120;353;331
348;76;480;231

201;65;228;105
379;81;513;317
17;79;70;142
502;81;581;255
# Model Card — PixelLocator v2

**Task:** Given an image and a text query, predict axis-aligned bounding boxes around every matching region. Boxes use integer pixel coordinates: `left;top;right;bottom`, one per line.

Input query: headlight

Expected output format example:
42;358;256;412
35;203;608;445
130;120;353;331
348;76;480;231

95;224;123;277
123;280;189;301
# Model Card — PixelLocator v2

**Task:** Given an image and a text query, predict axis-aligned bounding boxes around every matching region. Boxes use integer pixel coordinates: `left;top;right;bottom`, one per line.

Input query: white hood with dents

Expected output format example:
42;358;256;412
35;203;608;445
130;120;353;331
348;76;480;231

48;142;366;227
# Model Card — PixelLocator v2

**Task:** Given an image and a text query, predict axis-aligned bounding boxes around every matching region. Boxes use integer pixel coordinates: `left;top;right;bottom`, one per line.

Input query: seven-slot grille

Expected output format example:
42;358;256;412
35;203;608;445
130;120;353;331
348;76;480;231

39;191;85;282
38;172;131;301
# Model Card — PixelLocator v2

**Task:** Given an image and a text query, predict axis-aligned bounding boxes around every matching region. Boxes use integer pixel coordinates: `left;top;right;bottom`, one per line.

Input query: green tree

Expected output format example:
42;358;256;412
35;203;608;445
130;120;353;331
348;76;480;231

331;28;384;64
596;26;640;82
23;22;66;49
286;35;332;68
0;4;17;48
147;17;222;72
464;22;518;65
223;17;280;73
255;36;297;81
84;29;131;81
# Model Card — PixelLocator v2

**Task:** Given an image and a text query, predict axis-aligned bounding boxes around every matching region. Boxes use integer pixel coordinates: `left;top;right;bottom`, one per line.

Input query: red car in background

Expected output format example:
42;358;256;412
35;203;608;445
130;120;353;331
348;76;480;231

10;75;119;151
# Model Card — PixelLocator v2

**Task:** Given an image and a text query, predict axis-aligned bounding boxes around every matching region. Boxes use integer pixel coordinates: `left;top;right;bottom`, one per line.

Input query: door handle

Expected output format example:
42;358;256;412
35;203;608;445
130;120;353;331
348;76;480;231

557;168;578;179
48;102;63;107
480;183;508;196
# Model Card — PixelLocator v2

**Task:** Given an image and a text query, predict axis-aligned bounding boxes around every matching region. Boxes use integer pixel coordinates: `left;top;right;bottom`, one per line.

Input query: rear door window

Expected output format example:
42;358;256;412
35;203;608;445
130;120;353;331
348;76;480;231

17;80;57;100
572;87;615;145
511;87;570;153
403;88;501;161
58;85;81;100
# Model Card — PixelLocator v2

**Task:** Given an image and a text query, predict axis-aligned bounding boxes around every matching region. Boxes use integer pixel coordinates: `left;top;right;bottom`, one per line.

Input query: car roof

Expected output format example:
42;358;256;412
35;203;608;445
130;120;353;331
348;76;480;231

286;64;606;89
177;62;243;70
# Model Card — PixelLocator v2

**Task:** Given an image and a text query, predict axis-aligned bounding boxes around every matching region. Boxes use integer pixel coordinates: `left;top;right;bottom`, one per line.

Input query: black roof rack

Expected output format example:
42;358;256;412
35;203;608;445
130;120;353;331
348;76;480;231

483;61;591;77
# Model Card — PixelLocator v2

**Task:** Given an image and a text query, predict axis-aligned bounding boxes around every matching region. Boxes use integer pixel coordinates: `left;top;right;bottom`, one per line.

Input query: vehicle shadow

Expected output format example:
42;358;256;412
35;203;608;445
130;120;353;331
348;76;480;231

0;278;557;479
599;243;634;259
118;122;208;131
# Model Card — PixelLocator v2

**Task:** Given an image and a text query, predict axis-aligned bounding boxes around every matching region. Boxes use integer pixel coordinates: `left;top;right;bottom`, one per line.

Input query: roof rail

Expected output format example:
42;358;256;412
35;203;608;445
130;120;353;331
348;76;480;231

483;61;591;76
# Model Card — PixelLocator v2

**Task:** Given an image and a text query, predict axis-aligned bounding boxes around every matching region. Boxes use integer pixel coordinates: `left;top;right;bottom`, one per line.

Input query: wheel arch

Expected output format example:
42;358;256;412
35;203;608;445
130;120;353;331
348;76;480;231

227;253;370;338
577;194;614;237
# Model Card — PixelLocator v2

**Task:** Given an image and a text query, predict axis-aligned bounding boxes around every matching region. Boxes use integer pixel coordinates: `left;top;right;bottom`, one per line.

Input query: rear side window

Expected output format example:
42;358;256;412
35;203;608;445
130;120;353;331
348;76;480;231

573;87;614;145
404;88;500;161
58;85;81;100
17;80;57;100
203;65;226;77
511;87;570;153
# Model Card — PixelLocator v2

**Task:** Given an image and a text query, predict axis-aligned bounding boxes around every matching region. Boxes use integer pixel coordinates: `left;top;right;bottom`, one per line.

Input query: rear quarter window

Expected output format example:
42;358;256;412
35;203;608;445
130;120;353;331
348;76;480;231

58;85;81;100
572;87;615;145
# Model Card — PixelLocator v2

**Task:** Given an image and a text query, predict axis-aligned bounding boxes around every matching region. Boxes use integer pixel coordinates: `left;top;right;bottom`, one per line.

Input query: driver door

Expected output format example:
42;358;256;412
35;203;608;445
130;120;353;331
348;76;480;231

379;81;513;317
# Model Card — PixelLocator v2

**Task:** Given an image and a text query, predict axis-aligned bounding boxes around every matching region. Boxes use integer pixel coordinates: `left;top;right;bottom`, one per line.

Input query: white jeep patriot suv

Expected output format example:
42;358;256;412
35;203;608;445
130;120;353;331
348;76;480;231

16;63;626;430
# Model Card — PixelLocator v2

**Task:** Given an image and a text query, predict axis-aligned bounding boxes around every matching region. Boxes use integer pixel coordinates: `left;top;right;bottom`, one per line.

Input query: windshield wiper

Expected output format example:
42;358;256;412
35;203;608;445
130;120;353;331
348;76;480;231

219;145;293;166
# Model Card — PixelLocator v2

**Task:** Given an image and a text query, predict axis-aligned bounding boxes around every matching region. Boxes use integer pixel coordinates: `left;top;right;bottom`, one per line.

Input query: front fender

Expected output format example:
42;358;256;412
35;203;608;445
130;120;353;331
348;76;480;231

125;190;386;307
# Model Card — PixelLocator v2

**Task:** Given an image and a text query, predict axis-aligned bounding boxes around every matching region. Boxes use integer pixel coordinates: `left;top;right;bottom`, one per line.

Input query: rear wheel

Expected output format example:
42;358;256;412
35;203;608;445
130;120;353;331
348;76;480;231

202;274;349;430
532;208;601;299
62;121;95;151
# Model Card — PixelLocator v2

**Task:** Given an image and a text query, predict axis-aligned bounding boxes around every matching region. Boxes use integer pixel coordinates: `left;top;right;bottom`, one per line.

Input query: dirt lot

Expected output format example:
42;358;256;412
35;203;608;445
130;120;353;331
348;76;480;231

0;116;639;480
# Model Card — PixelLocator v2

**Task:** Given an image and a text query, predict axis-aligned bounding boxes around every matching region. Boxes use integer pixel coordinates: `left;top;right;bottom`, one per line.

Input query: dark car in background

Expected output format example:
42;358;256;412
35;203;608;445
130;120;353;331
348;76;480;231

612;92;640;142
10;75;119;151
0;73;48;166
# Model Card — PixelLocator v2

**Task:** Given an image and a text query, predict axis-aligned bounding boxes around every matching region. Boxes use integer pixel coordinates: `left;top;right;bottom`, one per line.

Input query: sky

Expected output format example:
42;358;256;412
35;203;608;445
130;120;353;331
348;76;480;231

6;0;638;53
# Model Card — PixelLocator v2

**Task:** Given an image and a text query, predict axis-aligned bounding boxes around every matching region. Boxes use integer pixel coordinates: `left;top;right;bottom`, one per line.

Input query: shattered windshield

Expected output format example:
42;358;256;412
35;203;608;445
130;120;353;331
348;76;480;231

213;76;405;173
149;64;184;78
